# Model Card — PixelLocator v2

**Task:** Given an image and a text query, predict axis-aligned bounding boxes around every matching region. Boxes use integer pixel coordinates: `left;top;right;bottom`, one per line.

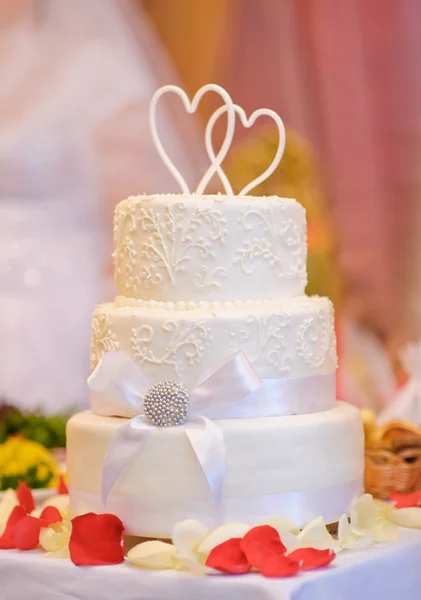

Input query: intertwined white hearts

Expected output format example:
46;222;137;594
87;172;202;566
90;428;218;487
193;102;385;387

205;104;286;196
149;84;236;195
149;83;286;196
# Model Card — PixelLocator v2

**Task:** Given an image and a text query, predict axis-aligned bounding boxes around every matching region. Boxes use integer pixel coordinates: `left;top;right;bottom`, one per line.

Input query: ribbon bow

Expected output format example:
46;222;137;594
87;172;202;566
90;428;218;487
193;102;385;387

88;352;262;510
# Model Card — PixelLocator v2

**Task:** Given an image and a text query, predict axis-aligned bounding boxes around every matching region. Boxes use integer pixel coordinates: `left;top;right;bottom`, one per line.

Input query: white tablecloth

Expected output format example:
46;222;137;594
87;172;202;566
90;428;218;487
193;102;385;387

1;528;421;600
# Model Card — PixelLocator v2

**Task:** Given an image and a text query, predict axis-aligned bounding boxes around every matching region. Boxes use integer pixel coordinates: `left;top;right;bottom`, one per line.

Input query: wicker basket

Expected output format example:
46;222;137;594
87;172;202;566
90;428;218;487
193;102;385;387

365;440;421;499
363;418;421;499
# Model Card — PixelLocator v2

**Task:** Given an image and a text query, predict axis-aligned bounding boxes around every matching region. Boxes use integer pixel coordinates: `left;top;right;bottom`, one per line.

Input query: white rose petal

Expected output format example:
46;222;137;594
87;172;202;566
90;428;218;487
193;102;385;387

260;516;300;537
280;530;299;553
350;494;400;542
350;494;377;535
297;516;341;552
338;513;373;550
41;495;70;518
172;519;210;559
43;547;71;559
197;522;250;555
390;507;421;529
372;520;400;543
181;555;218;575
0;489;18;536
39;521;71;552
127;541;177;570
350;494;391;536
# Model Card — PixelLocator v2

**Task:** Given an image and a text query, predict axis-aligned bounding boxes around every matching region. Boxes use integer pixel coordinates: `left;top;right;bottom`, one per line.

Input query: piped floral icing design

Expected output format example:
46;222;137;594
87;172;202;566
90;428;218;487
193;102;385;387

193;266;228;291
235;206;307;284
90;312;120;370
130;320;212;376
113;200;227;294
90;296;337;379
295;300;337;370
231;313;292;375
112;195;308;302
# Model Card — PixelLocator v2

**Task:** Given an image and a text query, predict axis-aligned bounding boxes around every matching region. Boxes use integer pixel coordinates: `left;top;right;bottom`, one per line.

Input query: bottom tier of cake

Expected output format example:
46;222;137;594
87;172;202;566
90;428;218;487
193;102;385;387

67;402;364;538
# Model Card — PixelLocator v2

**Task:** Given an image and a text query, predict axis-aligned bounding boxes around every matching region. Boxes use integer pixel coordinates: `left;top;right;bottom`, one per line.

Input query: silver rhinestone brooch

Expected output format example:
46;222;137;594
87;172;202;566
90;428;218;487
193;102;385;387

144;381;189;427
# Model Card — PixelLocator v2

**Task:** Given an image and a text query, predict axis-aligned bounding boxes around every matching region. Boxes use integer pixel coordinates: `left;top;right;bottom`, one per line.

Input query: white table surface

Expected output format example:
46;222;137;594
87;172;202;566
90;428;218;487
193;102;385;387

1;527;421;600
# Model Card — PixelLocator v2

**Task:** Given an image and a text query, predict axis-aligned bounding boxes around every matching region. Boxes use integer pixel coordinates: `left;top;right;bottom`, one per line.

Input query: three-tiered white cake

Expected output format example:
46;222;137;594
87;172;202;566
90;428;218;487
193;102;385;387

67;86;364;538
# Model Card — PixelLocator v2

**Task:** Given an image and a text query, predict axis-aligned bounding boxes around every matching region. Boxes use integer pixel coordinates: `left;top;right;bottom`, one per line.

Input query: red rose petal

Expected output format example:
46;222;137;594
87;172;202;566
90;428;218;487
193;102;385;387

69;513;124;566
0;506;26;549
205;538;251;574
11;516;41;551
261;554;300;578
244;541;277;570
240;525;286;555
390;490;421;509
288;548;336;571
17;482;35;514
39;506;63;527
57;475;68;495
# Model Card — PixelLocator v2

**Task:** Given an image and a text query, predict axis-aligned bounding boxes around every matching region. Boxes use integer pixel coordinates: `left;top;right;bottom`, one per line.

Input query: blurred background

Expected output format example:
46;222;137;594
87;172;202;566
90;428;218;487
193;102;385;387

1;0;421;483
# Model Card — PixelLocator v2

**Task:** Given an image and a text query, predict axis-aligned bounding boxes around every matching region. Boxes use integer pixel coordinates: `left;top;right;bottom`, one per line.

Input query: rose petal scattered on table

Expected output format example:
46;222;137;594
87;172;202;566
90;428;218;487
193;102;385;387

390;490;421;509
57;475;69;495
43;547;71;559
39;520;71;553
41;495;70;518
0;490;19;536
127;541;178;570
39;506;62;527
244;541;277;570
350;494;395;541
390;507;421;528
261;554;300;578
0;506;26;549
69;513;124;566
288;547;335;570
206;538;251;574
258;516;300;537
11;516;41;550
198;522;250;555
371;519;400;543
16;483;35;514
279;531;299;553
240;525;286;555
338;514;373;550
297;517;341;551
172;519;209;557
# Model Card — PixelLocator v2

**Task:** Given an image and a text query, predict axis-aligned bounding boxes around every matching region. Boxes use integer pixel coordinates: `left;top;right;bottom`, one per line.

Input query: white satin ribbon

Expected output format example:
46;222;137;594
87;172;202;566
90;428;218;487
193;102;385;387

88;352;336;511
88;351;262;509
89;354;336;420
69;475;364;538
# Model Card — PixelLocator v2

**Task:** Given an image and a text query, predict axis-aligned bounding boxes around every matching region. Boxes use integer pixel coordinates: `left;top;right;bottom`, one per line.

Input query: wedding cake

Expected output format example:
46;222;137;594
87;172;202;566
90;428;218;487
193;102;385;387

66;85;364;538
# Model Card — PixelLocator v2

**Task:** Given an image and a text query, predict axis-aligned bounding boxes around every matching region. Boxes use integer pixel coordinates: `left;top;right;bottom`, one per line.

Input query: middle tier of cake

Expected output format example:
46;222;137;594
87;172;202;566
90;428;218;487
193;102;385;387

91;295;337;385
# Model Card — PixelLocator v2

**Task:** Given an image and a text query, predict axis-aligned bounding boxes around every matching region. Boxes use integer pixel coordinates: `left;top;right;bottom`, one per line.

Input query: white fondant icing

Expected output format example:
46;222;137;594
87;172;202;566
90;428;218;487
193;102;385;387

113;195;307;301
90;296;337;382
67;403;364;536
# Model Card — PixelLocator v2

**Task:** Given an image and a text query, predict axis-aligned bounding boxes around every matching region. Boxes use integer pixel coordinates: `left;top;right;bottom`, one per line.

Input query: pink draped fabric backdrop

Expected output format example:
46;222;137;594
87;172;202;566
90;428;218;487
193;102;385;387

213;0;421;403
225;0;417;337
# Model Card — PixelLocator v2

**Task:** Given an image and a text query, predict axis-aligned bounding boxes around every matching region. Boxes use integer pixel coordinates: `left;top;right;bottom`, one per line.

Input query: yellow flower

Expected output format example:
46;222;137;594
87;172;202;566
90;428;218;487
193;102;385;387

0;437;59;489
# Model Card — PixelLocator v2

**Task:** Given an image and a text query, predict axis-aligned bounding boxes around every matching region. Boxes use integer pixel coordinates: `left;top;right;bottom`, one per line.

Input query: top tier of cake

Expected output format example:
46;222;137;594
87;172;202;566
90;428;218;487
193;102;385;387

113;194;307;302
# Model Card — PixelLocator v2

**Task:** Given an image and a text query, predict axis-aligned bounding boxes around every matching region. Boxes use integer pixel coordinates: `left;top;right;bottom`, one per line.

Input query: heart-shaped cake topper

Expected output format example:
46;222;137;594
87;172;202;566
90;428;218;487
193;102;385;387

150;83;286;196
205;104;286;196
149;84;236;195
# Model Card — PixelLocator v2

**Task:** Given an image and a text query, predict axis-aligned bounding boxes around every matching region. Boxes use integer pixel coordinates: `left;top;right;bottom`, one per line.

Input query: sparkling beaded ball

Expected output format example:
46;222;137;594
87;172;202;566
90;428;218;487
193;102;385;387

143;381;189;427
